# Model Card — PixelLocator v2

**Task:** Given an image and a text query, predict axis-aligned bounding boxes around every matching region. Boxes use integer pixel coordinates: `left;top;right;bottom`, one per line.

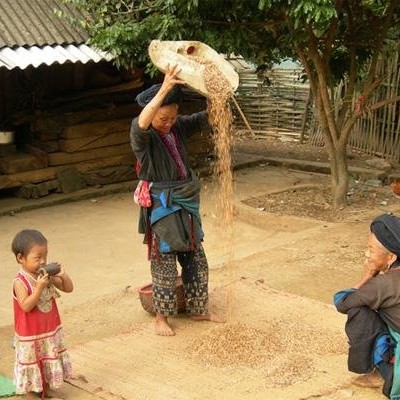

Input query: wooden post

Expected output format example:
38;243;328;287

230;95;256;138
300;88;312;144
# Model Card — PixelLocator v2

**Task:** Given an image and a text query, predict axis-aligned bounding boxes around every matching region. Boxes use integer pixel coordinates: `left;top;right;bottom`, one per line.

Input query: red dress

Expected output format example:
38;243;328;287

13;271;72;394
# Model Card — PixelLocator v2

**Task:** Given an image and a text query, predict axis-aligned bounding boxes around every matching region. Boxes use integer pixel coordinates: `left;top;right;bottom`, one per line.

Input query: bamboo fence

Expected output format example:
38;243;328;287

233;67;312;141
308;47;400;162
350;48;400;161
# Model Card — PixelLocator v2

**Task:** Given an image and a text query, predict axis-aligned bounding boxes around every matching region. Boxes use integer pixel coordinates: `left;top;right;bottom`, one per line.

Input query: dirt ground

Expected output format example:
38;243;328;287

1;137;400;400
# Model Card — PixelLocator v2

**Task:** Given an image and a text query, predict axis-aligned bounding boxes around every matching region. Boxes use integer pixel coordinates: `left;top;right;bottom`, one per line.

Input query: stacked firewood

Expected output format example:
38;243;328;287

0;101;212;198
0;103;139;198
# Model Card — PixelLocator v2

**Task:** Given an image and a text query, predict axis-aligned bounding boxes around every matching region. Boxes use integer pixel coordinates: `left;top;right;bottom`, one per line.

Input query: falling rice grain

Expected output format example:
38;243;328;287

194;57;235;227
192;57;237;319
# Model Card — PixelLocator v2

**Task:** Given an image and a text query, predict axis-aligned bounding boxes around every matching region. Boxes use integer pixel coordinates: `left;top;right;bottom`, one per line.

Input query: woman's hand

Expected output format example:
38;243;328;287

362;259;380;279
353;259;380;289
160;64;185;93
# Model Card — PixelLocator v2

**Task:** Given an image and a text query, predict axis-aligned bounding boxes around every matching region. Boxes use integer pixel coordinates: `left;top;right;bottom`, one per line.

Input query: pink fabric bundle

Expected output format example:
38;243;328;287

134;180;152;208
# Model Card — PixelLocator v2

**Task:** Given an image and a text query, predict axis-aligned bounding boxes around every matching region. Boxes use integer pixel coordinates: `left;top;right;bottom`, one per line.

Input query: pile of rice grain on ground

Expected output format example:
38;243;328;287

273;319;348;355
186;318;347;387
187;323;282;368
263;353;314;387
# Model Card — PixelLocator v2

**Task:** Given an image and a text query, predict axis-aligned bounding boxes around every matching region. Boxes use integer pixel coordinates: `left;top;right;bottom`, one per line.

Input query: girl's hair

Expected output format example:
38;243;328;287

11;229;47;258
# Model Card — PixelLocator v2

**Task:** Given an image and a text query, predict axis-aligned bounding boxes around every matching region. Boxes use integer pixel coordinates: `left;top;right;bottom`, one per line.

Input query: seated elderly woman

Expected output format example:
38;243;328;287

334;213;400;399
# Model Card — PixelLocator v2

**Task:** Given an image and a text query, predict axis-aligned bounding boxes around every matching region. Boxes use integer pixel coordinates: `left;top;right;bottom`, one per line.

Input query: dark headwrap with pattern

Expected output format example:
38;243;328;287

135;84;182;107
370;213;400;257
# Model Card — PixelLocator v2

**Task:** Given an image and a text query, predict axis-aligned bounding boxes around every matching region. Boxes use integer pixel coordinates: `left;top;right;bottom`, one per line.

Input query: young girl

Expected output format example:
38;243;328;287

11;229;73;400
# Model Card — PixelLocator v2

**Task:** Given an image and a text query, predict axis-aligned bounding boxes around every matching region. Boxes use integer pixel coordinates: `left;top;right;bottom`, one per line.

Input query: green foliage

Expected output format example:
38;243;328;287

61;0;284;69
61;0;399;86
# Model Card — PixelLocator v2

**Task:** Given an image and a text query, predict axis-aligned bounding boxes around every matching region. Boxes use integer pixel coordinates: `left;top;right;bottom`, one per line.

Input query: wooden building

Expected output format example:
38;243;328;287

0;0;210;199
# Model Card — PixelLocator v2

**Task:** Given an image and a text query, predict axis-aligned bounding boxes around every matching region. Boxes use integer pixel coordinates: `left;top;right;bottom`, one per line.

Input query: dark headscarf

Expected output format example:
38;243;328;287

370;213;400;257
135;84;182;107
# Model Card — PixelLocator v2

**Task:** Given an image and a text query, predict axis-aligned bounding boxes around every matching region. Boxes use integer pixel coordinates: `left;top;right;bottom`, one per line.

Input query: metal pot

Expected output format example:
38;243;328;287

0;131;14;144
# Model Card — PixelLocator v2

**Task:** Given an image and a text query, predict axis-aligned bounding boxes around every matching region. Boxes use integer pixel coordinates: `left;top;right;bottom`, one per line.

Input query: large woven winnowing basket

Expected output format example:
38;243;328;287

148;40;239;98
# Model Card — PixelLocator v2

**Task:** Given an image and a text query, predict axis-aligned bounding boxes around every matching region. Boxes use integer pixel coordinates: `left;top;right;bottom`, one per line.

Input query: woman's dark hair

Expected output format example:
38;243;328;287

11;229;47;258
135;83;182;107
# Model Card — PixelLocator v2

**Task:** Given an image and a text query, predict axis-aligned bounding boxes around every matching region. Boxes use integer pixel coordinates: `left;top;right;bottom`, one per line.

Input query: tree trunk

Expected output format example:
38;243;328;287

329;145;349;209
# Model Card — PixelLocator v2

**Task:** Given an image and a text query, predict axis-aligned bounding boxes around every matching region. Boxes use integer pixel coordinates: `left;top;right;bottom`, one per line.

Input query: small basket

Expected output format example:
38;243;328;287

138;275;186;314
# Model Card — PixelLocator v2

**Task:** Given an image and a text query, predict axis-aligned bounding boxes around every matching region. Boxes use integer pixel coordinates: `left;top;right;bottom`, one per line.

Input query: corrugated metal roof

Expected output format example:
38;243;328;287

0;0;88;48
0;44;113;70
0;0;114;70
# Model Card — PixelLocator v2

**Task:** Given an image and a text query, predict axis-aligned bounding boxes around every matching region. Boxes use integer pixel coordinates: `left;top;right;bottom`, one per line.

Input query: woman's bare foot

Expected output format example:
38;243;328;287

155;314;175;336
352;370;383;388
191;312;224;322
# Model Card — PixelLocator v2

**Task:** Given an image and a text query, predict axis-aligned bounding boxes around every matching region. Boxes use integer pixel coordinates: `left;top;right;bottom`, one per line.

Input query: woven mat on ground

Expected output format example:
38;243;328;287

0;375;15;397
67;280;359;400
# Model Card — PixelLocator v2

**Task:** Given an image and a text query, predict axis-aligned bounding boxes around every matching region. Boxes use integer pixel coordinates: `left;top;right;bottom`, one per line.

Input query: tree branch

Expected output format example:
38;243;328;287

368;95;400;112
200;19;275;28
293;27;336;155
306;24;340;146
323;18;338;61
340;78;382;144
338;46;357;130
338;1;357;130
